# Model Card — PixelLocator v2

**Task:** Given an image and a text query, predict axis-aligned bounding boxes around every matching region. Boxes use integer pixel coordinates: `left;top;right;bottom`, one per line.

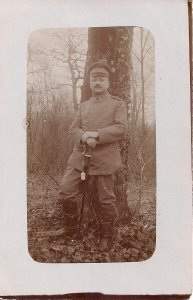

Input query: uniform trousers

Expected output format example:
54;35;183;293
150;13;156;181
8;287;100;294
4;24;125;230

59;165;118;224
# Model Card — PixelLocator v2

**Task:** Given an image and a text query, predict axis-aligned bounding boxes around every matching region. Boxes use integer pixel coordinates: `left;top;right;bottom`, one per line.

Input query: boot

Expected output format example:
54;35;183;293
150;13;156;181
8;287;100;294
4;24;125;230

62;200;78;240
99;237;112;252
99;221;114;252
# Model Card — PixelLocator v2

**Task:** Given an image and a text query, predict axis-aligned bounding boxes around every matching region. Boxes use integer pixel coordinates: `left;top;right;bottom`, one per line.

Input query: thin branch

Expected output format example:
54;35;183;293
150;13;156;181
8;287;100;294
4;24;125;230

142;30;150;53
143;43;154;59
52;55;68;64
132;50;141;64
143;152;155;169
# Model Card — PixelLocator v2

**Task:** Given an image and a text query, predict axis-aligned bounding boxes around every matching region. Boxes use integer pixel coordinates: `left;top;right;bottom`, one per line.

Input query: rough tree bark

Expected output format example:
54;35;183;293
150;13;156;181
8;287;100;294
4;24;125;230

81;27;133;219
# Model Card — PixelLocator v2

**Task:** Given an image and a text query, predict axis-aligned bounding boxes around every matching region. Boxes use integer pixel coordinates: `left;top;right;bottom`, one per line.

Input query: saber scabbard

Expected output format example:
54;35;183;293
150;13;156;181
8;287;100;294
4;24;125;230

77;145;92;237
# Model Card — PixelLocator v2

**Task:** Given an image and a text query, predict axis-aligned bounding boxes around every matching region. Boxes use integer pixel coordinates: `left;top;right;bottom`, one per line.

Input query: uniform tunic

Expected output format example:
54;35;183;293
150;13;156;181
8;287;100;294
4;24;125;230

68;92;128;175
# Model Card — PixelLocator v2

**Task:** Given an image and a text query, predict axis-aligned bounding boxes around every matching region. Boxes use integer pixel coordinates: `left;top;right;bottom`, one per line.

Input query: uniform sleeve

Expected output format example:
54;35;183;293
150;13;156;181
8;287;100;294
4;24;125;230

69;105;84;144
97;101;128;144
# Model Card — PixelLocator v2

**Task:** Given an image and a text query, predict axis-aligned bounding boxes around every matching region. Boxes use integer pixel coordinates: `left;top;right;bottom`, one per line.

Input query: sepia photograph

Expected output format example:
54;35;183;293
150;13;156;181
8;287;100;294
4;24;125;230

27;26;156;263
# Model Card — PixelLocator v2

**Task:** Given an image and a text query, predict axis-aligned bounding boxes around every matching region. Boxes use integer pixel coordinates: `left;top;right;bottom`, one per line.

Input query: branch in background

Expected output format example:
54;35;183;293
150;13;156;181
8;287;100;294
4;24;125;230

30;152;60;187
142;30;150;53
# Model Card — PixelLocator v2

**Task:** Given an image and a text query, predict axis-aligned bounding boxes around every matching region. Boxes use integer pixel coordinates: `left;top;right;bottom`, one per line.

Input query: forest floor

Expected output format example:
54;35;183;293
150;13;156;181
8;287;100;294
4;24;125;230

27;173;156;263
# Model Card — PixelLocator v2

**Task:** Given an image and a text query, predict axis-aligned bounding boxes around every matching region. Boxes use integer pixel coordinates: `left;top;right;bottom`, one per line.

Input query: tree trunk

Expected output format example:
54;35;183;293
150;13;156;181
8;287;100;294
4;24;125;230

140;28;145;139
81;27;133;219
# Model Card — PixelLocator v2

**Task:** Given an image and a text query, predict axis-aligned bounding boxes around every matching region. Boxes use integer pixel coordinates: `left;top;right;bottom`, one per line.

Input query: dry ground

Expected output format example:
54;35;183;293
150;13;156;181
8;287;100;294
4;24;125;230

27;173;156;263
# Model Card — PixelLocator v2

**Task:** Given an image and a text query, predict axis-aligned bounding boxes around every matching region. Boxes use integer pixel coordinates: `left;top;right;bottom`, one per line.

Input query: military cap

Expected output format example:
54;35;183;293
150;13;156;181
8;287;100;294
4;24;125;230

88;62;111;77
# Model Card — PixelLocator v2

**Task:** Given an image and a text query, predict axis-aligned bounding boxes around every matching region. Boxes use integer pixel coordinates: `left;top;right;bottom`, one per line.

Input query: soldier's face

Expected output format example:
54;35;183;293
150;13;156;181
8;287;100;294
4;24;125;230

90;75;109;95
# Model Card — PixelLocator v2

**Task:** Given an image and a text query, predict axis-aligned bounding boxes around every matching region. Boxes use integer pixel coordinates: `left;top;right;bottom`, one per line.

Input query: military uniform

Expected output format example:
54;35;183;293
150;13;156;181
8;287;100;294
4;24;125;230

68;92;127;175
59;62;128;250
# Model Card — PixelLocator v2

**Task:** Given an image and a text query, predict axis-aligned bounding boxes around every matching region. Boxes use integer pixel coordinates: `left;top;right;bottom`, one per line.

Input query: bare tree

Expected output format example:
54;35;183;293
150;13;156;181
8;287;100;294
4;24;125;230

127;27;156;218
48;29;87;111
27;34;78;175
132;28;155;139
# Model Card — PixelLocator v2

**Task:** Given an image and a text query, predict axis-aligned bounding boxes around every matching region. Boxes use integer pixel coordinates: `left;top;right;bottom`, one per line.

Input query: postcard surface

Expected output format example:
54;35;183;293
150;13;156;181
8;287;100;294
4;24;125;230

0;0;192;296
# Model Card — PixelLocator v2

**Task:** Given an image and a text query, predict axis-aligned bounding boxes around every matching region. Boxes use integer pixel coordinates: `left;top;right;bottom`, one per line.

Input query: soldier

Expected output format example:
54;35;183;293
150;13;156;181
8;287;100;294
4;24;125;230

59;61;128;251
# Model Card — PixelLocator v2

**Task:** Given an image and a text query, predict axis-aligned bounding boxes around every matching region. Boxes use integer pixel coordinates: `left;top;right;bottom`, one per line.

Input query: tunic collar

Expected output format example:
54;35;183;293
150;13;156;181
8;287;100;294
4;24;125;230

92;92;110;103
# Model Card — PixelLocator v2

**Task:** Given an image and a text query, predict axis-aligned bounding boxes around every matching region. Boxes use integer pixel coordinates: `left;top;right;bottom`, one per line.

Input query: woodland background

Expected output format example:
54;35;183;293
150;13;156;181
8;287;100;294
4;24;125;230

27;27;156;263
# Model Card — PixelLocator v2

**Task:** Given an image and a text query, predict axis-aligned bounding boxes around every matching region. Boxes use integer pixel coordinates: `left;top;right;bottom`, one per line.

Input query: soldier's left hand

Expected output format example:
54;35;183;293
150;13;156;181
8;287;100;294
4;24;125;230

86;137;97;148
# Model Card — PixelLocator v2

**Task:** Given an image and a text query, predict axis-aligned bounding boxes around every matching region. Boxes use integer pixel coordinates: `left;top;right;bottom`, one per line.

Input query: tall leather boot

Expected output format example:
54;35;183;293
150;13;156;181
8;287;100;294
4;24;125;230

62;200;78;239
99;221;114;252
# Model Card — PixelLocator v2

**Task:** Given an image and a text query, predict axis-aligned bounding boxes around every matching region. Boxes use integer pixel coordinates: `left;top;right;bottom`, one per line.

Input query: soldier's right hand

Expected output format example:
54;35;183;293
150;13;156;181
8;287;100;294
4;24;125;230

86;137;97;148
81;131;98;143
81;132;89;143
